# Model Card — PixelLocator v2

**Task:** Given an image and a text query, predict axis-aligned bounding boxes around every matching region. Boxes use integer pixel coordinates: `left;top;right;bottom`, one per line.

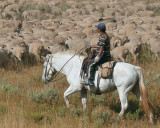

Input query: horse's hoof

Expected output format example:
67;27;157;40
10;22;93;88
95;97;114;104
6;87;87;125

66;105;70;108
149;118;156;125
116;116;121;124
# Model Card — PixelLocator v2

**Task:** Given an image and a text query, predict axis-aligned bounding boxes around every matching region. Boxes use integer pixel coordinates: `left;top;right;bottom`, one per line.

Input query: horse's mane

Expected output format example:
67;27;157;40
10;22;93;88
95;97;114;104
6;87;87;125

53;50;86;59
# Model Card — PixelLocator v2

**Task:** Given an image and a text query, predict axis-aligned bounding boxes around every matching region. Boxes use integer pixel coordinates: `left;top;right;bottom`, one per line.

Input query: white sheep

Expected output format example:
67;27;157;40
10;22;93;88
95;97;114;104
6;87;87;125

111;46;129;62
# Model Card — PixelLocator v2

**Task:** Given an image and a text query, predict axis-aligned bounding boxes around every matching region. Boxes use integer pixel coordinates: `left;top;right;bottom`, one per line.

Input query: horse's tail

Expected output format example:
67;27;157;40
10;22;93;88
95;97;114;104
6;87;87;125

135;66;154;124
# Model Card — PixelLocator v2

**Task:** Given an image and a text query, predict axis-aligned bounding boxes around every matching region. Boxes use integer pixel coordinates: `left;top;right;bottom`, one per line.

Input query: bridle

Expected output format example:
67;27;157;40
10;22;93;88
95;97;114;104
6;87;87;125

44;56;56;80
44;45;88;82
44;55;65;82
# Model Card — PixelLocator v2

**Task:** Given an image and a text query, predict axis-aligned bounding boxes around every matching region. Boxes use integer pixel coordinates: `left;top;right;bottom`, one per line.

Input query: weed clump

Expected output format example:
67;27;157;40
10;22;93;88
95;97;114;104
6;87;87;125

60;2;71;11
138;45;153;63
92;109;112;127
57;107;67;117
126;108;143;120
38;6;52;13
146;5;160;16
1;78;19;95
0;104;7;113
28;87;57;105
28;112;44;123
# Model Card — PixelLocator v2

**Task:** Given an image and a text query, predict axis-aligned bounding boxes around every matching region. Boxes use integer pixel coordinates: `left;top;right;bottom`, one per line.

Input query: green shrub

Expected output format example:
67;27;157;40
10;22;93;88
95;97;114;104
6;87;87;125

92;109;111;127
97;118;104;128
28;112;45;122
27;112;53;123
60;2;71;11
28;92;44;104
126;108;143;120
109;101;121;113
1;78;19;94
126;53;134;63
92;109;111;119
20;3;36;12
154;74;160;80
0;104;7;113
28;87;57;105
146;71;152;76
127;10;134;16
102;110;111;120
99;7;105;14
89;93;105;105
145;79;151;85
92;110;99;119
77;3;84;9
70;109;82;117
85;10;90;15
38;6;52;13
45;87;57;104
33;72;42;83
146;5;160;16
16;12;23;20
72;99;79;107
57;107;67;117
138;45;152;63
16;3;36;20
39;103;48;111
125;97;143;120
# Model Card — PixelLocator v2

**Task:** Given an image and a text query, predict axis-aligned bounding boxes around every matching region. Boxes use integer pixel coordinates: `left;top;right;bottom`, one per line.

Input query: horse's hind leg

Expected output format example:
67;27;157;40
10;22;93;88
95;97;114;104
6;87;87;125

132;82;141;100
64;86;78;108
117;80;137;118
117;90;128;118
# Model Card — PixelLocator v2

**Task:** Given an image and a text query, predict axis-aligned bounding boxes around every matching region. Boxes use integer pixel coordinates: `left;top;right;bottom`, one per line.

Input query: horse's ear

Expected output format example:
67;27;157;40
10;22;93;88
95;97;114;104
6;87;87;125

41;56;46;61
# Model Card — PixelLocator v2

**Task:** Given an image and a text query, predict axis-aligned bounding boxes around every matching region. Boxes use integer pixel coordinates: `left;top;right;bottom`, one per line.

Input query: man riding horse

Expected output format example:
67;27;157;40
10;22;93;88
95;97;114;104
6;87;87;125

84;23;111;85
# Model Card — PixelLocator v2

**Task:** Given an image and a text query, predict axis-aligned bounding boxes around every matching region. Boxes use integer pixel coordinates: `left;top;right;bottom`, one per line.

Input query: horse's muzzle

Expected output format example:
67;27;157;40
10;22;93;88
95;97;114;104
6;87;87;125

42;76;49;84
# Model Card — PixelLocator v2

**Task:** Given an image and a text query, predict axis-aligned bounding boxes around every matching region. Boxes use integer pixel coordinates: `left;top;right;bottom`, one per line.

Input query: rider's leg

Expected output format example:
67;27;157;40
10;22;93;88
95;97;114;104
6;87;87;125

88;62;96;80
86;60;98;85
88;58;102;79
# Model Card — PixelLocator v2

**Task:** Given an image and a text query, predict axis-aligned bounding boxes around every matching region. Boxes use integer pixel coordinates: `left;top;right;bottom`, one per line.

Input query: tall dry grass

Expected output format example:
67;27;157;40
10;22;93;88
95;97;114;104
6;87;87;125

0;61;160;128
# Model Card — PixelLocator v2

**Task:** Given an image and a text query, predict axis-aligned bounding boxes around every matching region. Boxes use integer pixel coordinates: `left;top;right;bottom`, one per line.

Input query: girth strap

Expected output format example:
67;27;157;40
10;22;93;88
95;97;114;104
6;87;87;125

95;75;102;95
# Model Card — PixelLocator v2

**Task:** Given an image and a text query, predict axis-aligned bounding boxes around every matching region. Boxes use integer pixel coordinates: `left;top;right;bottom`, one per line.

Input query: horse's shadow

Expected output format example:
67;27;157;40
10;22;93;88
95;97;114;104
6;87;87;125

109;98;144;118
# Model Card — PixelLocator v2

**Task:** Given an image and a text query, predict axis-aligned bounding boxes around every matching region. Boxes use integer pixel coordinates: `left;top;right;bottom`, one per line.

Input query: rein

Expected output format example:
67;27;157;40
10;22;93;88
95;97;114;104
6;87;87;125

48;46;87;82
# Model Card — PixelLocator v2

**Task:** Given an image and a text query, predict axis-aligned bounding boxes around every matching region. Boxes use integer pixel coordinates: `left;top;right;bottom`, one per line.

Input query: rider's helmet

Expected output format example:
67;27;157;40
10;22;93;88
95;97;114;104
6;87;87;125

95;23;106;32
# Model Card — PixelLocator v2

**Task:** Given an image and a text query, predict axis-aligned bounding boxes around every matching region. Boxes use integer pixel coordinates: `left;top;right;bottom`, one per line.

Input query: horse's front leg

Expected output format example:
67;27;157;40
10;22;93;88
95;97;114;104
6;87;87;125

81;88;87;111
64;85;79;108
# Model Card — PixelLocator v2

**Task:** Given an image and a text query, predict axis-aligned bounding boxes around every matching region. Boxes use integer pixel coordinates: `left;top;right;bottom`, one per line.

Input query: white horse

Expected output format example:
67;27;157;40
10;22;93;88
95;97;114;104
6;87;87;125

42;51;154;123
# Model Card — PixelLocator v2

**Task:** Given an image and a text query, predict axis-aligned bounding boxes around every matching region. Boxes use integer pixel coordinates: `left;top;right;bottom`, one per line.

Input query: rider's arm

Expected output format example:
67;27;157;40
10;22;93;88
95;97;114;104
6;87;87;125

98;46;104;57
91;44;98;48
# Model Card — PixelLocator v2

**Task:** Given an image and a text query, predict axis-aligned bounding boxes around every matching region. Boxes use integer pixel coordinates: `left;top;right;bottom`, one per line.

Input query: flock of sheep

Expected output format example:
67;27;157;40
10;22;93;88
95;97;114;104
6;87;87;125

0;0;160;69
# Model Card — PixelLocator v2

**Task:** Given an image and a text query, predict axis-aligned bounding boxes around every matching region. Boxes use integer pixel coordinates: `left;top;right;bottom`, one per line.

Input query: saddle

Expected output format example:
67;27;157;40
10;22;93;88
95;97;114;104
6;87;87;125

80;49;96;79
80;58;116;79
80;57;91;79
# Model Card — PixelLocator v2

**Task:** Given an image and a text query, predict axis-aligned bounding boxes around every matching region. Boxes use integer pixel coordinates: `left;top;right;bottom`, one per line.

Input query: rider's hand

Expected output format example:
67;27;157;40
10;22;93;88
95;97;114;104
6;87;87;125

94;56;100;62
86;44;91;49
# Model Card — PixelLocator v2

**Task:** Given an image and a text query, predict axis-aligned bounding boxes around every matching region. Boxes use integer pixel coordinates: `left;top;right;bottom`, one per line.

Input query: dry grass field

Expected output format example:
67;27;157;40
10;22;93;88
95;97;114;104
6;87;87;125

0;59;160;128
0;0;160;127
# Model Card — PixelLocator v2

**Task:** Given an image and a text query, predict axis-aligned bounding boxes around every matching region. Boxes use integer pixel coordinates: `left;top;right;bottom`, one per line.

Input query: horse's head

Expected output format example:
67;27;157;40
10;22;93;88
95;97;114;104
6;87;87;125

42;55;56;84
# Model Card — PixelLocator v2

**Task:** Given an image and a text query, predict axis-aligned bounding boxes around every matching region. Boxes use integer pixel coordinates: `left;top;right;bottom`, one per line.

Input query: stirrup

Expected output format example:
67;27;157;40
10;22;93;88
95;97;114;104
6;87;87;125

84;79;94;86
80;80;86;84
